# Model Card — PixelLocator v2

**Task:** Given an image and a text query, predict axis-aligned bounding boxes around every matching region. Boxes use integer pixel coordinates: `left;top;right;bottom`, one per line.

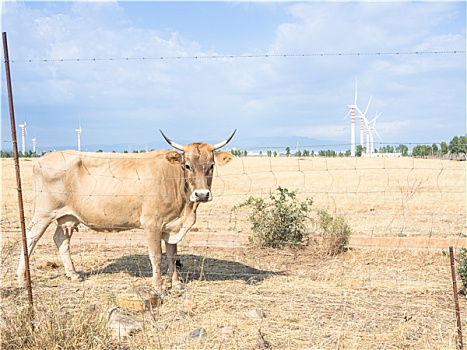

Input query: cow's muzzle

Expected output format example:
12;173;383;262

190;189;212;202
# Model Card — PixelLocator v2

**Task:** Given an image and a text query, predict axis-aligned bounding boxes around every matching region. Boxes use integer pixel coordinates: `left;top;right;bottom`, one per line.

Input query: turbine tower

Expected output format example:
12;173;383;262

368;112;382;153
359;95;372;148
359;114;364;147
19;122;27;155
366;126;370;154
75;126;82;151
344;78;358;156
32;136;37;154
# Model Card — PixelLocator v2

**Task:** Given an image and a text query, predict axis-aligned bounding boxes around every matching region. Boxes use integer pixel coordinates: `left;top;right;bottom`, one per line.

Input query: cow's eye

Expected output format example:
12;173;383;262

205;164;214;176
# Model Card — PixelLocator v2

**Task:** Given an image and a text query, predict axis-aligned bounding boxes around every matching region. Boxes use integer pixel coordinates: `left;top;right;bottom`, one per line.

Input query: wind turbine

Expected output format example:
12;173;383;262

366;125;371;154
32;135;37;154
344;78;358;156
344;78;373;156
18;122;27;155
75;126;82;151
357;95;372;148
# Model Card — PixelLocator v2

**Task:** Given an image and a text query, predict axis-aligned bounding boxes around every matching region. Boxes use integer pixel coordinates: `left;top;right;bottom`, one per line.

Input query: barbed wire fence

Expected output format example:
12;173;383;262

1;150;466;348
2;46;466;348
6;49;466;63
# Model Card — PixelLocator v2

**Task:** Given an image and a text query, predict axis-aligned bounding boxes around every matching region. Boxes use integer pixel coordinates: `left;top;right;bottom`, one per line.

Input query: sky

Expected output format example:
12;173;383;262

1;1;466;152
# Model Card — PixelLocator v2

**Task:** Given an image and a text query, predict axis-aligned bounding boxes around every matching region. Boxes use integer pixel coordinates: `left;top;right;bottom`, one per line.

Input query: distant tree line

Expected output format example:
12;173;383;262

2;135;465;159
411;136;466;158
230;149;249;157
0;150;43;158
1;148;155;158
228;135;466;159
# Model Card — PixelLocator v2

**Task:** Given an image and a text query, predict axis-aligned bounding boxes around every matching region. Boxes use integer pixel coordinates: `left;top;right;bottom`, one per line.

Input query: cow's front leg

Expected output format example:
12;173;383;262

53;226;82;281
146;230;163;293
166;243;183;290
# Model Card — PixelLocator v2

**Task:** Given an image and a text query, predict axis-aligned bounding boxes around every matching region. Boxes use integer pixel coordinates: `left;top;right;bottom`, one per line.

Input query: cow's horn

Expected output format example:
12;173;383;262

160;130;185;151
212;129;237;151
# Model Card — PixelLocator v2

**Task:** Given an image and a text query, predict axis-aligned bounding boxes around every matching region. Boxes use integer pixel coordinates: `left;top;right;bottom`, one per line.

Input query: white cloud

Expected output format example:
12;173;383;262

1;1;465;150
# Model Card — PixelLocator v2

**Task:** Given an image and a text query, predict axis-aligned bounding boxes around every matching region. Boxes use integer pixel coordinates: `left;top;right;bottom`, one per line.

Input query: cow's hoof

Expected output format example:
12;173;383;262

170;283;185;296
152;285;166;296
173;282;185;290
67;273;84;282
17;279;27;288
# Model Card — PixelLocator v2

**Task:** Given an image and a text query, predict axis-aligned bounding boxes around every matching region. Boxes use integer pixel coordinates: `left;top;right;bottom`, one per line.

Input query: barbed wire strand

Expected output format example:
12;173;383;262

7;50;466;63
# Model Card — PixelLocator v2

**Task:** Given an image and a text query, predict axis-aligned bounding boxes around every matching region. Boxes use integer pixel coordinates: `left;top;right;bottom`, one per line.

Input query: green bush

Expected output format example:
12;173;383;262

231;187;352;255
232;187;313;248
457;248;467;288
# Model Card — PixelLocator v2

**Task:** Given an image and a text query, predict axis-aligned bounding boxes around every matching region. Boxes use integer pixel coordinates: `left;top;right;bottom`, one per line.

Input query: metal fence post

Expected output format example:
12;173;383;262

2;32;34;310
449;246;464;350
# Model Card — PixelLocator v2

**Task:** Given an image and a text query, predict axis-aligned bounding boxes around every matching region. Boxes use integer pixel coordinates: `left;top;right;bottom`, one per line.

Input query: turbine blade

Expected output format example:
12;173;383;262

363;115;371;126
355;106;365;118
343;110;351;120
372;112;382;126
363;95;372;116
373;127;383;142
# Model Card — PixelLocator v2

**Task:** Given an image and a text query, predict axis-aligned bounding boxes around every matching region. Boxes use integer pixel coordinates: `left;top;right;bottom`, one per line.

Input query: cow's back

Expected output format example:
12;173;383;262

32;150;184;231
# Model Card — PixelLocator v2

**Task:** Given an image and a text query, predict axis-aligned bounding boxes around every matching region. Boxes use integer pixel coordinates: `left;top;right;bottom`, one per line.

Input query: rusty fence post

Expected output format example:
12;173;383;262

2;32;34;310
449;246;464;350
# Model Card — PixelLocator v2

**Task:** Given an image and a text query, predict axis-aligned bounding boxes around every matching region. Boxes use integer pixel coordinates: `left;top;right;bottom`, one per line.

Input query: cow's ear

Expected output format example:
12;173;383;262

215;151;233;166
165;151;182;165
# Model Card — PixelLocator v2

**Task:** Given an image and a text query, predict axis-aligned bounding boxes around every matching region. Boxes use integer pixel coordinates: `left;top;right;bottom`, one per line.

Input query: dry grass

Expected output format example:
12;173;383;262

1;239;465;349
1;157;466;349
2;157;465;237
209;156;466;237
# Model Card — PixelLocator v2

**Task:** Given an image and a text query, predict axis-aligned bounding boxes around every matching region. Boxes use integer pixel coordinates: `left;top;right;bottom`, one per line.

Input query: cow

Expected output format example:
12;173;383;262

17;130;235;292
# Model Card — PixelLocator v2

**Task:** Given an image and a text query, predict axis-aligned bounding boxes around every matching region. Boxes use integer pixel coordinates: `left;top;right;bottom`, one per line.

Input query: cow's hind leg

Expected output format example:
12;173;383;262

166;243;183;290
53;217;82;281
17;215;54;286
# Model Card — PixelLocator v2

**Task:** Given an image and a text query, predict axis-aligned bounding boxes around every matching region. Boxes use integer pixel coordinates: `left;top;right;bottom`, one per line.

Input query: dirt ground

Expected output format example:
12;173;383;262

1;156;466;349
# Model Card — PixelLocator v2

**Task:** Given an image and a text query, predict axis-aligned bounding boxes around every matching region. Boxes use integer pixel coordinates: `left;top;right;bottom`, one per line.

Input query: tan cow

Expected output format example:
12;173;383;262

17;130;235;292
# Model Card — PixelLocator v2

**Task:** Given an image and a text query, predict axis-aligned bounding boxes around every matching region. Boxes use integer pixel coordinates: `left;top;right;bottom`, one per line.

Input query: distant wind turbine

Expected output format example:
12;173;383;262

32;136;37;154
19;122;27;154
358;95;372;148
343;78;358;156
344;78;384;156
76;126;82;151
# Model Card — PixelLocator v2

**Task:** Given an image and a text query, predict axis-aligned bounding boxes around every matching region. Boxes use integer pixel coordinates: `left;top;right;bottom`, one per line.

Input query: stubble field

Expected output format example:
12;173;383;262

1;156;466;349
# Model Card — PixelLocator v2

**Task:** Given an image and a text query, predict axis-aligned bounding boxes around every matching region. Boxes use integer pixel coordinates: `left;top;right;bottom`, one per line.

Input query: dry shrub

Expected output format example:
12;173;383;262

1;238;20;279
1;296;113;350
309;209;352;257
232;187;351;255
